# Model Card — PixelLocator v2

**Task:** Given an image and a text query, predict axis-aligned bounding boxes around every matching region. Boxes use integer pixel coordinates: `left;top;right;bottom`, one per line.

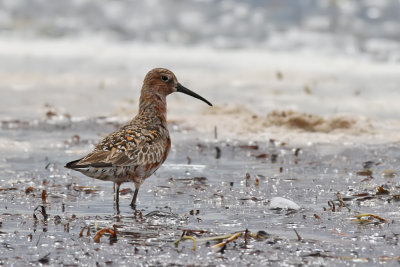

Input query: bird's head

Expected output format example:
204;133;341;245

142;68;212;106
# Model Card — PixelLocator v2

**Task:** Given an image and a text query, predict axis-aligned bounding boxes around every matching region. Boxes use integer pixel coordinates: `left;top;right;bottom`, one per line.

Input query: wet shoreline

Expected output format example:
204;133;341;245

1;117;400;265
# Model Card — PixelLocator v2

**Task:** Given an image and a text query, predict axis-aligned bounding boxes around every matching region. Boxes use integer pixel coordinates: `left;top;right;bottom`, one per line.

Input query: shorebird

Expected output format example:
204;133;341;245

65;68;212;210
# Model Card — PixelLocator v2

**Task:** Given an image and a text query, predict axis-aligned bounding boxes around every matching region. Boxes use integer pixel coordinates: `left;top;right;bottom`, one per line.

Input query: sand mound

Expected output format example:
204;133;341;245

202;105;373;134
170;105;376;143
264;110;368;133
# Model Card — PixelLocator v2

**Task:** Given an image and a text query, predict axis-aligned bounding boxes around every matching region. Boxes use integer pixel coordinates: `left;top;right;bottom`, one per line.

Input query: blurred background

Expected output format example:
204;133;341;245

0;0;399;141
1;0;400;56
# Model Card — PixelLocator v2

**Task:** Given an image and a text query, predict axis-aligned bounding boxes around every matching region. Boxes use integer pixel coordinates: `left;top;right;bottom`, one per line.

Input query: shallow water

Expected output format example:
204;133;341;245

1;118;400;266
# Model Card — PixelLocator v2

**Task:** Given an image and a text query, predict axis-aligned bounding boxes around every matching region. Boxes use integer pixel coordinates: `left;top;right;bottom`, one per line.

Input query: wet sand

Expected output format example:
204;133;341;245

1;115;400;265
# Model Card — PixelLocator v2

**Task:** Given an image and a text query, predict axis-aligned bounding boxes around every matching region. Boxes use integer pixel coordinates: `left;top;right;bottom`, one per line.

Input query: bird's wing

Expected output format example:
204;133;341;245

72;124;169;168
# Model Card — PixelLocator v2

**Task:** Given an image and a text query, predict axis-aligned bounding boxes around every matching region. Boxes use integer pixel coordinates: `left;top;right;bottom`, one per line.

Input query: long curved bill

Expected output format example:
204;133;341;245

176;83;212;106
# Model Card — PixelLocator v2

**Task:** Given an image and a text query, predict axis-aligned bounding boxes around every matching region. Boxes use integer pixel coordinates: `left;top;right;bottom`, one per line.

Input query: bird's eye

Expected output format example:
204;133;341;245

161;75;169;82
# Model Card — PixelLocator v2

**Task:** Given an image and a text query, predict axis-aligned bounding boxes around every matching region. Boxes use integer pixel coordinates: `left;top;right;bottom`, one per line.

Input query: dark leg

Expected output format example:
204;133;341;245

114;183;120;214
130;185;140;209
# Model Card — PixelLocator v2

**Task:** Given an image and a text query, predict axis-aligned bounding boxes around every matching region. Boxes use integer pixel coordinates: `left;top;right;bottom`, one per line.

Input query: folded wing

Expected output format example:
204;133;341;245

66;125;168;169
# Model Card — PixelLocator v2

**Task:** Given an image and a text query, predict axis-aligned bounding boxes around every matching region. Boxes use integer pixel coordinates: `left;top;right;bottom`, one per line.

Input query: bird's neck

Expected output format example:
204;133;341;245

138;92;167;123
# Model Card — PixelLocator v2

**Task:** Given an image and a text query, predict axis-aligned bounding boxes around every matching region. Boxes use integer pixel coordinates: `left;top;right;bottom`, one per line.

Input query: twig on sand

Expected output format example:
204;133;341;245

337;192;351;212
93;225;117;243
353;213;388;223
174;236;197;250
174;230;269;251
211;232;242;249
293;229;302;241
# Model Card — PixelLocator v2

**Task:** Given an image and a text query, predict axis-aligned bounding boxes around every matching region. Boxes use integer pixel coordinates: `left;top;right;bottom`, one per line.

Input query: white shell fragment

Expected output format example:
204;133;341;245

269;197;300;210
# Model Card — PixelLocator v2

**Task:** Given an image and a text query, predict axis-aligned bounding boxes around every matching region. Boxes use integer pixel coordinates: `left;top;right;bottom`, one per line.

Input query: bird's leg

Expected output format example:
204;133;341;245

114;183;120;214
130;184;140;209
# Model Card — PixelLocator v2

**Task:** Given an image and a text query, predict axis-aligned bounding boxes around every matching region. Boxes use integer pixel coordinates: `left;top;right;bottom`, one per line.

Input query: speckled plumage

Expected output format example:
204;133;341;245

65;68;212;209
